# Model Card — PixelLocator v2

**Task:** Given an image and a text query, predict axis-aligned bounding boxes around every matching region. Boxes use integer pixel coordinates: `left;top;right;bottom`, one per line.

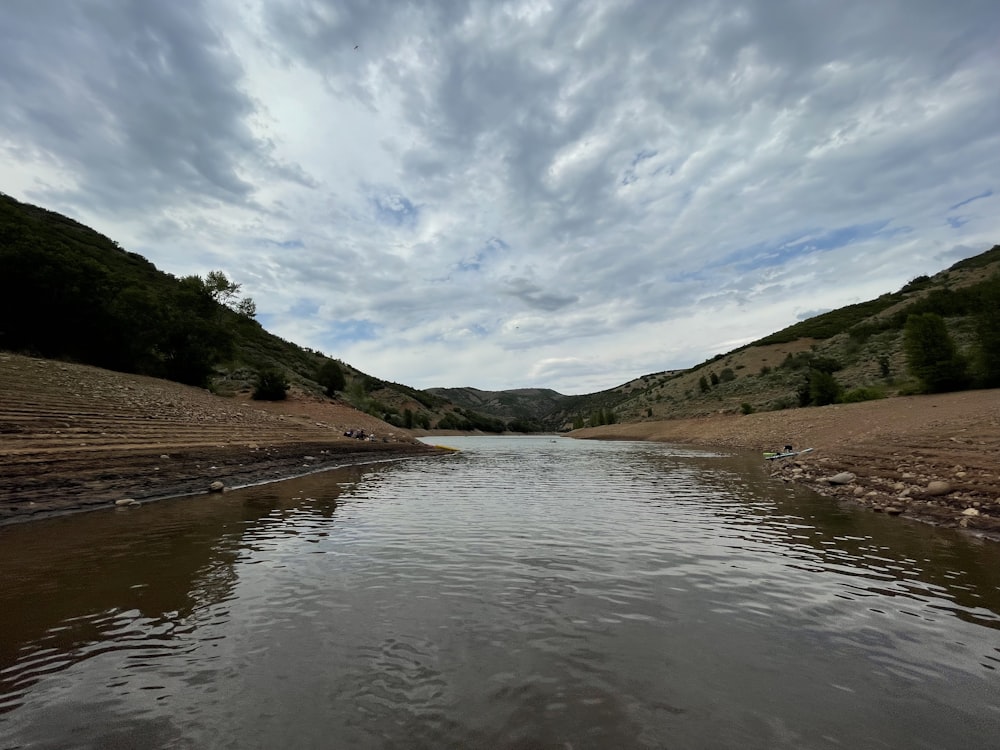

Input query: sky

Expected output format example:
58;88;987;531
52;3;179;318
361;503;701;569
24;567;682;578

2;1;999;394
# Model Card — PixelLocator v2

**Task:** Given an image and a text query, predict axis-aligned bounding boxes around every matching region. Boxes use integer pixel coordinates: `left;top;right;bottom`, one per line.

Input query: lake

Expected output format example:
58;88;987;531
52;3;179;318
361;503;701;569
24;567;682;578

1;436;998;749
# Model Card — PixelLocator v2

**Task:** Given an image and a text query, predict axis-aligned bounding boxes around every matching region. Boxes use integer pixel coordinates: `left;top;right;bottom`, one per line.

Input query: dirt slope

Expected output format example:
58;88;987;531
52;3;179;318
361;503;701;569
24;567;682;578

0;353;441;525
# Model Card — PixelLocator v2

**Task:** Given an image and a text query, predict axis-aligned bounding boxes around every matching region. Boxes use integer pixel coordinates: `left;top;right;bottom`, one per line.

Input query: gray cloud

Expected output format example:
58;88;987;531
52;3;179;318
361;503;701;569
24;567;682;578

3;0;1000;392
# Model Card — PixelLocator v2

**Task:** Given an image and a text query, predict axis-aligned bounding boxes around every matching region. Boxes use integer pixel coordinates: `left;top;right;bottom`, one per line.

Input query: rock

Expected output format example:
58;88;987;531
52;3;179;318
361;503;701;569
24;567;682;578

887;506;904;515
160;454;170;459
926;480;952;496
962;508;980;517
115;498;137;507
827;472;856;485
208;481;225;493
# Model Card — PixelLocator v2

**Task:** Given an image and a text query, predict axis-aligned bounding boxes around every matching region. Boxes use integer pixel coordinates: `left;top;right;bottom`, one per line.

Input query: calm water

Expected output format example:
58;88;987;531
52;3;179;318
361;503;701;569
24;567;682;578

1;436;999;749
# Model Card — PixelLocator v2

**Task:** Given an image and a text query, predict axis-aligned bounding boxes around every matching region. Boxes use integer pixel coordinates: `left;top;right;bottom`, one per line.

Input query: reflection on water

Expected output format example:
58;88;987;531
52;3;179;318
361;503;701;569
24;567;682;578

1;437;998;749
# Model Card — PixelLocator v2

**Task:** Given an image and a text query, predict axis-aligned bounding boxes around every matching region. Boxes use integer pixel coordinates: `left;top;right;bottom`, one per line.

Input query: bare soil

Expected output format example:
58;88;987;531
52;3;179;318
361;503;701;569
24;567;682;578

0;353;443;525
573;389;1000;540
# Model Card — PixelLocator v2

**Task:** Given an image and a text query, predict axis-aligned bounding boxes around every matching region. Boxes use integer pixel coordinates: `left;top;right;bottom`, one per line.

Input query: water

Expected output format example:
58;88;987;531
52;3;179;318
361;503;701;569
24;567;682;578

1;436;999;749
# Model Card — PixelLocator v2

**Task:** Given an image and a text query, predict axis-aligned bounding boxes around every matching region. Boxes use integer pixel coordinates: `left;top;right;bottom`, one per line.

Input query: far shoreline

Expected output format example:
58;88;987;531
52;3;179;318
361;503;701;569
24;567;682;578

568;389;1000;541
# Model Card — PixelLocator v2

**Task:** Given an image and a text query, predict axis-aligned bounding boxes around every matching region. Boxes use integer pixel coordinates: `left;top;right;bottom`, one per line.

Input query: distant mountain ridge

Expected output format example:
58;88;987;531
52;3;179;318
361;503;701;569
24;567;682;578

426;386;570;424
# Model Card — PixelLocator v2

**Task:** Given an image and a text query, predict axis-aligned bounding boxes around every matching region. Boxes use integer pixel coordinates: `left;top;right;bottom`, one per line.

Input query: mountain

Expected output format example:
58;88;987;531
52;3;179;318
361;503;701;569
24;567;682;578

428;387;565;421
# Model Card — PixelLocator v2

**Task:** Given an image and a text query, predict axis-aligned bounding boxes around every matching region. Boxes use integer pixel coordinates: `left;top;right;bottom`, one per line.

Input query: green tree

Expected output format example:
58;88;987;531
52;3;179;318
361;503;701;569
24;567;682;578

903;313;968;393
808;369;841;406
316;360;346;396
253;368;289;400
974;274;1000;386
201;270;257;319
709;371;720;386
698;375;710;393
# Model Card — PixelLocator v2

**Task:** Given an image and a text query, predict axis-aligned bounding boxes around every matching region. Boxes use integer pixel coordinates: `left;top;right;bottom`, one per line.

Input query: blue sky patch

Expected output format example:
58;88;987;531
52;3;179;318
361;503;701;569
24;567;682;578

458;236;509;272
948;189;992;212
725;220;892;272
372;191;419;227
326;318;379;345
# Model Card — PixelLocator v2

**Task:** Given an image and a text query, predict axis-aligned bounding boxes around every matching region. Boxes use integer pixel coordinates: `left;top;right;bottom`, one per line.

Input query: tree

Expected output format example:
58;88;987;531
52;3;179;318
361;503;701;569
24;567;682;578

235;297;257;319
200;270;257;319
904;313;968;393
316;360;346;396
709;371;720;386
253;369;289;400
974;274;1000;386
808;369;841;406
698;375;710;393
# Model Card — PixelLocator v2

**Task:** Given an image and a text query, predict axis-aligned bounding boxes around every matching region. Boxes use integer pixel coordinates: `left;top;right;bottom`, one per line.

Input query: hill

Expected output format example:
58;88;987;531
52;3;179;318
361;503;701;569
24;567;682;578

0;192;494;432
434;245;1000;429
426;387;570;431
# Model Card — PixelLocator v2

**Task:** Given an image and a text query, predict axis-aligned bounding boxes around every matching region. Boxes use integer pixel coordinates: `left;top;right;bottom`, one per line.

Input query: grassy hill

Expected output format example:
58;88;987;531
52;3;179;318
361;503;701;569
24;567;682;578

0;192;480;431
434;245;1000;430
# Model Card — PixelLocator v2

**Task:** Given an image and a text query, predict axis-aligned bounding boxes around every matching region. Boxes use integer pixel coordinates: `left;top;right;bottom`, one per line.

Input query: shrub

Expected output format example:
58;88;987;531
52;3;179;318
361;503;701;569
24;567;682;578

903;312;968;392
840;387;886;403
740;402;755;415
719;368;736;382
316;360;346;396
252;369;289;400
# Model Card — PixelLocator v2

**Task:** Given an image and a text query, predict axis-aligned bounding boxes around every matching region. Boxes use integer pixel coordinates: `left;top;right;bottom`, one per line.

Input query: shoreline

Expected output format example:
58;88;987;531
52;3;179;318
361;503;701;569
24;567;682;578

0;440;446;527
570;390;1000;541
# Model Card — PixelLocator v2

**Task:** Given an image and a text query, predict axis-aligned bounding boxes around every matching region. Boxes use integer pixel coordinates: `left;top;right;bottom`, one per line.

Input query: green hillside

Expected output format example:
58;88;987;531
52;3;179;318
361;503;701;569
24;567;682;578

0;193;490;431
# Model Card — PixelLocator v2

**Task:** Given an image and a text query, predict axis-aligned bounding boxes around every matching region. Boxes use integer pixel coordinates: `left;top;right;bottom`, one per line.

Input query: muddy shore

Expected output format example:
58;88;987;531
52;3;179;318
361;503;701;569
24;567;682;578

0;353;444;525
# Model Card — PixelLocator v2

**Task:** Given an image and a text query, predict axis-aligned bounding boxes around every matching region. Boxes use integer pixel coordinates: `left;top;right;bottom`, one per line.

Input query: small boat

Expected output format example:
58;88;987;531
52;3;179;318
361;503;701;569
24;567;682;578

763;447;814;460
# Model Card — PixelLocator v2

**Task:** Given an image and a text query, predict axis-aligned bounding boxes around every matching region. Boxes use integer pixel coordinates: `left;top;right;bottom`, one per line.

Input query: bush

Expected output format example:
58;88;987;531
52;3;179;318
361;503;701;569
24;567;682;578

800;369;841;406
252;369;289;400
740;402;755;415
903;312;968;393
316;360;346;396
840;387;886;403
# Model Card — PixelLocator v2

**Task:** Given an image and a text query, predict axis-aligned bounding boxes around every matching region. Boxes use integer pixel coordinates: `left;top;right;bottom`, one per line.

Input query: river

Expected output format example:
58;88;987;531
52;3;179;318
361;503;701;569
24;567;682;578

1;436;998;749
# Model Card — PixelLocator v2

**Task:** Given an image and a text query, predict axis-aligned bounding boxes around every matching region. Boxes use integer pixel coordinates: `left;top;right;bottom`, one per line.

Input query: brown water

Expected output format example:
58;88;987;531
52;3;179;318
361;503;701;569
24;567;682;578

1;436;999;749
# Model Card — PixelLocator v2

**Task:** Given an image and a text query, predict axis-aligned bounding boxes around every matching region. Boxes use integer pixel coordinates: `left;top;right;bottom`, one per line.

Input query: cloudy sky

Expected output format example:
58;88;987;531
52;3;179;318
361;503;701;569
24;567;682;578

3;1;999;393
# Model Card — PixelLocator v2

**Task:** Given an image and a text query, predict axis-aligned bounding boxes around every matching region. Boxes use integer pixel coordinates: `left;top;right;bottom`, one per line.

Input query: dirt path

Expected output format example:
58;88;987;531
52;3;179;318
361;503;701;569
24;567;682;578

0;353;442;525
573;390;1000;539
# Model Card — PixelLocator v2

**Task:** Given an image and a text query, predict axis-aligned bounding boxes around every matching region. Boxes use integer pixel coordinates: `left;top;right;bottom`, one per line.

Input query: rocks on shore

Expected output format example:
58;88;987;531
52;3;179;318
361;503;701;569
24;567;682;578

769;456;1000;539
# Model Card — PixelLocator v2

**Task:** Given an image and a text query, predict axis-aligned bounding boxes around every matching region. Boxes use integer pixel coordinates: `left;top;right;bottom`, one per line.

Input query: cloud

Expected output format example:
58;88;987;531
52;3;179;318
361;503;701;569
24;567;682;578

3;0;1000;393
